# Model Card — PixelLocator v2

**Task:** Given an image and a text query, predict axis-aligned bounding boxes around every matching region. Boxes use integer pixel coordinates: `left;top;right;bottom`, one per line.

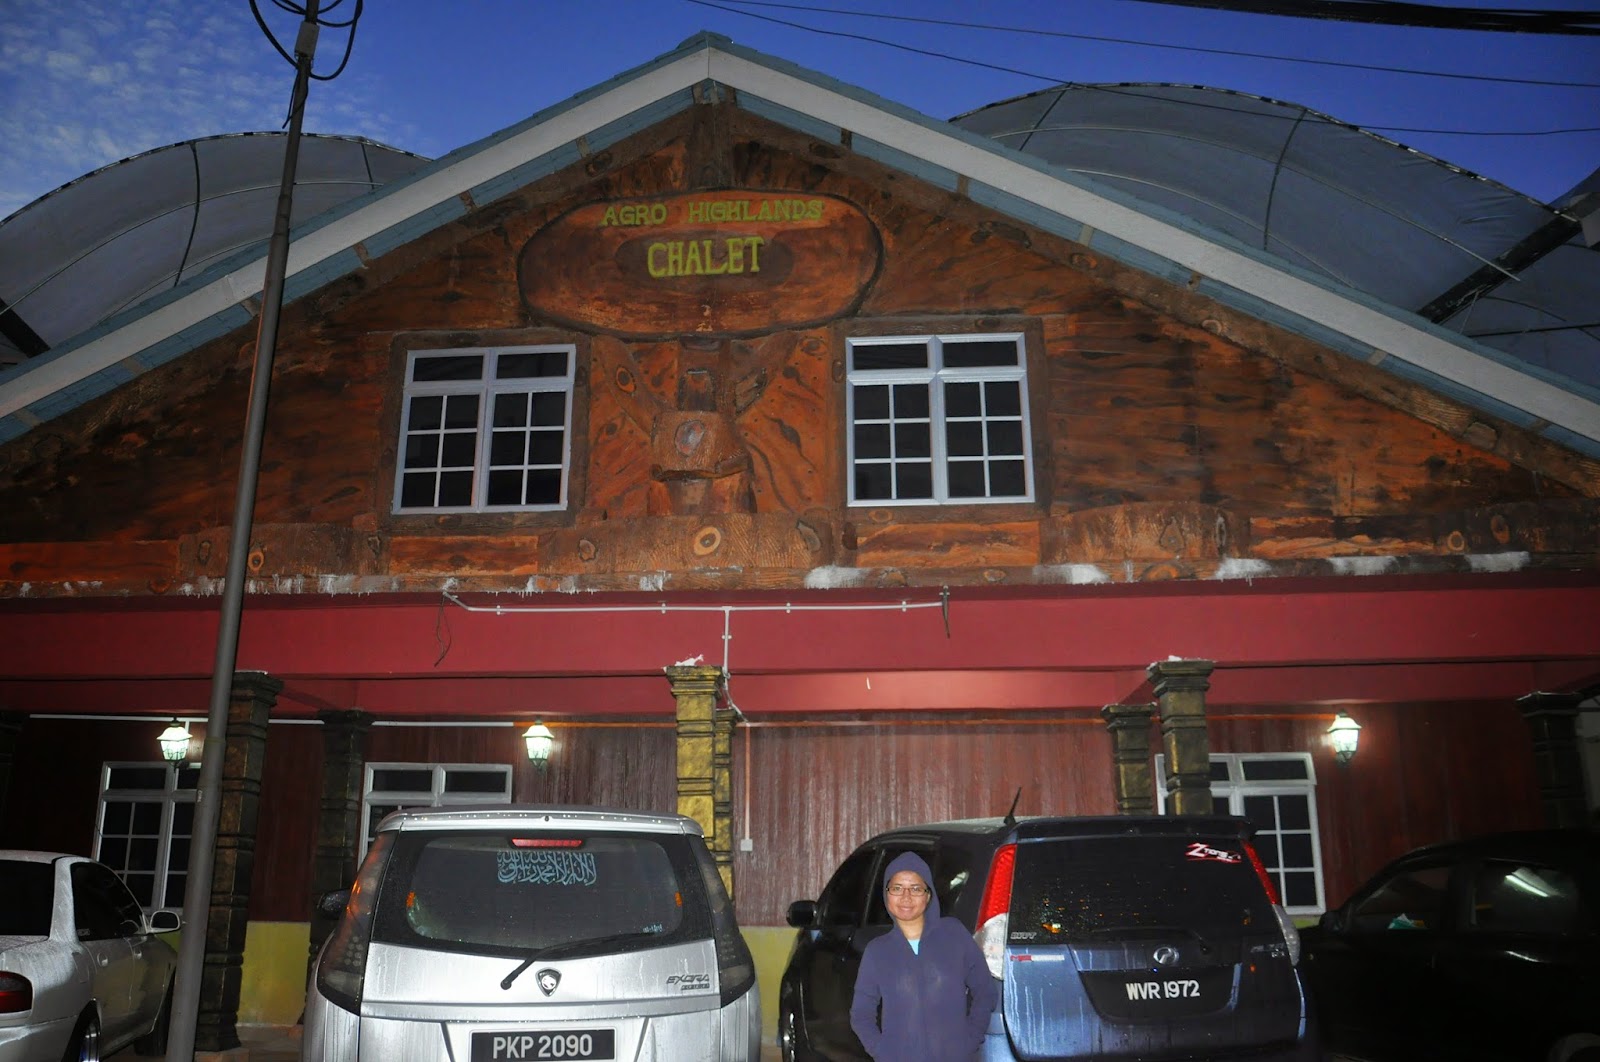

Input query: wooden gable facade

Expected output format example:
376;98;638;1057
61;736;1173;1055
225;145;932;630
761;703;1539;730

1;34;1597;1034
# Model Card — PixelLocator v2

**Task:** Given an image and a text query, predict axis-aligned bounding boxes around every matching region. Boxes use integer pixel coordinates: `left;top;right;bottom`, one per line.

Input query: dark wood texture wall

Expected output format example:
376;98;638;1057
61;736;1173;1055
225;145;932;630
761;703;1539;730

0;703;1545;925
1;104;1594;596
730;716;1115;925
1210;702;1543;907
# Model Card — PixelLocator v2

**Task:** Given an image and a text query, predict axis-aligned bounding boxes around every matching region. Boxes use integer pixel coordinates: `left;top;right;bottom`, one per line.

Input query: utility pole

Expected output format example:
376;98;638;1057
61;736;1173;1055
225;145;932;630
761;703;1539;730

165;2;320;1058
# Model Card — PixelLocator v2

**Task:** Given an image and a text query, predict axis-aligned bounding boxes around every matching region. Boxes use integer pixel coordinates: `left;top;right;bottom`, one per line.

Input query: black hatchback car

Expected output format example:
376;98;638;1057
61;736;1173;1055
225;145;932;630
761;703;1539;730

1300;828;1600;1062
779;814;1317;1062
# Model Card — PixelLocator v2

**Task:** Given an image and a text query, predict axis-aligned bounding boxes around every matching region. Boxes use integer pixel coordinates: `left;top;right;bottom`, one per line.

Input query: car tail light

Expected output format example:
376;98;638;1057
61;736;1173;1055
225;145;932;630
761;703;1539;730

315;831;394;1015
1243;840;1280;906
691;837;756;1006
0;972;32;1013
974;843;1016;979
1244;839;1301;965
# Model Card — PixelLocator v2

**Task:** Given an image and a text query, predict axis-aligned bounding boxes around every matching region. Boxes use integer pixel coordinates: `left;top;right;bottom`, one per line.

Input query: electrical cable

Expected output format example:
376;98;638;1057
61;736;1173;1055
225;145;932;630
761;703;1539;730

708;0;1600;88
686;0;1600;137
1114;0;1600;35
249;0;364;81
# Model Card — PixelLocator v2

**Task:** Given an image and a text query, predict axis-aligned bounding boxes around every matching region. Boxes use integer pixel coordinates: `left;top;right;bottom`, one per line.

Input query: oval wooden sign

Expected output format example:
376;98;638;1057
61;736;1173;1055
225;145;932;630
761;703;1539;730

518;191;881;338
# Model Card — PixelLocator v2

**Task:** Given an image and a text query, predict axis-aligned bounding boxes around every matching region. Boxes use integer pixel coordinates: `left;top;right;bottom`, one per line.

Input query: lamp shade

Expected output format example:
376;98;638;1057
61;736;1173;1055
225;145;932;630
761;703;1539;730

523;721;555;767
1327;711;1362;766
158;719;191;762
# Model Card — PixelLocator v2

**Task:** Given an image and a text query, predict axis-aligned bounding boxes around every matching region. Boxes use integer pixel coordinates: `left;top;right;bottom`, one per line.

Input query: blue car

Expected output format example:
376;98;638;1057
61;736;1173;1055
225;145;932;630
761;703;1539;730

779;814;1316;1062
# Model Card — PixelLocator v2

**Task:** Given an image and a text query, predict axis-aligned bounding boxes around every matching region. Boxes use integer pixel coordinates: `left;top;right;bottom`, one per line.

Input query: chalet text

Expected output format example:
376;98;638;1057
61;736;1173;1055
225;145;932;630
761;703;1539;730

599;197;827;279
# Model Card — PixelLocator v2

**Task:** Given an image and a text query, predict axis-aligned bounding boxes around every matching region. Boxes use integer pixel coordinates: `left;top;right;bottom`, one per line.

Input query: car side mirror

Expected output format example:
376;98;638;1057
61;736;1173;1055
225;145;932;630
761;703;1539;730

1319;909;1344;933
786;900;817;929
148;909;183;933
318;889;352;916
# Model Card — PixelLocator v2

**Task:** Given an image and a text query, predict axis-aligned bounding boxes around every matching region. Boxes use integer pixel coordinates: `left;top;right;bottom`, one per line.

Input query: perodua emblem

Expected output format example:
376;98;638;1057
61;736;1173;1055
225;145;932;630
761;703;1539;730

1152;946;1180;966
536;969;561;996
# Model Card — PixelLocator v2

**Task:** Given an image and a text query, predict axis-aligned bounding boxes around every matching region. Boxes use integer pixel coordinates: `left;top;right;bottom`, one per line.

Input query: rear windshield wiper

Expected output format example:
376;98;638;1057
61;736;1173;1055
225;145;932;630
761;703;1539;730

1083;924;1216;954
501;932;663;990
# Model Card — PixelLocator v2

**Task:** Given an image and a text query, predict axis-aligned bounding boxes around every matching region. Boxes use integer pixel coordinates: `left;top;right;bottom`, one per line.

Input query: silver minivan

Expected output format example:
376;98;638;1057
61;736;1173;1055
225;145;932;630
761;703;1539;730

304;805;760;1062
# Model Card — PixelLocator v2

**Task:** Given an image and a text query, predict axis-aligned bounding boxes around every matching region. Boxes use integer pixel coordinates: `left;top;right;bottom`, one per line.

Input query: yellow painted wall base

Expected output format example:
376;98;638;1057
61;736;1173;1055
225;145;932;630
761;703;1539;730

239;922;312;1025
236;922;797;1036
743;924;797;1039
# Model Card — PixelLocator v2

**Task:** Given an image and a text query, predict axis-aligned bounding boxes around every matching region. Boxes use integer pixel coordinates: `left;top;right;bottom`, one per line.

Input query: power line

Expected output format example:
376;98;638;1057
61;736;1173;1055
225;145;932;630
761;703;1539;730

1120;0;1600;35
250;0;364;80
687;0;1600;136
710;0;1600;88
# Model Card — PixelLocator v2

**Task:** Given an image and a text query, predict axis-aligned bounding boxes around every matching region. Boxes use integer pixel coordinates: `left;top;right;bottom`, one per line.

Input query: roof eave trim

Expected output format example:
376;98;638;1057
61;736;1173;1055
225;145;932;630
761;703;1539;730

3;38;1596;452
702;49;1599;448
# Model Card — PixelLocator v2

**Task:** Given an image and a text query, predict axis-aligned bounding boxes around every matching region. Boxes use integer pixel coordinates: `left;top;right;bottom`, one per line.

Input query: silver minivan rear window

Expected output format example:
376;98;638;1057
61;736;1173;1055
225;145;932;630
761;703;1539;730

1009;835;1274;942
370;830;705;957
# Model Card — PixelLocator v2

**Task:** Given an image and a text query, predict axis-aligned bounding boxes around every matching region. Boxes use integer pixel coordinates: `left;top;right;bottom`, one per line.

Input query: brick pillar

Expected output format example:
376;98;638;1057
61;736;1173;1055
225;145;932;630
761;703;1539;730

1149;659;1215;817
1101;702;1157;814
306;709;374;991
1517;692;1590;828
0;712;25;822
666;664;734;894
194;671;281;1053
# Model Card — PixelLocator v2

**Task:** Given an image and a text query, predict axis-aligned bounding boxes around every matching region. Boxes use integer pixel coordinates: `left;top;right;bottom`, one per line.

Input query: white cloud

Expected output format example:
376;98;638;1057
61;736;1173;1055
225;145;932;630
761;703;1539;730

0;0;424;220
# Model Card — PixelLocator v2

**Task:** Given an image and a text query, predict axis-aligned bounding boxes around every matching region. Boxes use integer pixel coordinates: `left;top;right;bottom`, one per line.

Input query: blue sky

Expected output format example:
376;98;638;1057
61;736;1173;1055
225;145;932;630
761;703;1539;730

1;0;1596;221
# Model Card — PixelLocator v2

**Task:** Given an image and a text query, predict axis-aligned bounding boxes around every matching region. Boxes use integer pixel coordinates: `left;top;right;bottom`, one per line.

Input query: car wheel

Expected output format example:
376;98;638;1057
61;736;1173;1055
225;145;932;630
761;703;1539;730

63;1010;100;1062
779;1004;802;1062
133;981;174;1055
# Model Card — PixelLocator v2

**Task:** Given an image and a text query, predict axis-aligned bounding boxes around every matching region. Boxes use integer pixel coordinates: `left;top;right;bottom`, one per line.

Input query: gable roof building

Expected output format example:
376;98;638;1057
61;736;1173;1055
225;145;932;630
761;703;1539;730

0;31;1595;1041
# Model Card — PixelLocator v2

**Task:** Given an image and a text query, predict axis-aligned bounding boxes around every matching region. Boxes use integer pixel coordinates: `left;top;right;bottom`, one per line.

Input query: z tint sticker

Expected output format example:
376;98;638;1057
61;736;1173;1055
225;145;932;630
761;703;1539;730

1184;842;1242;864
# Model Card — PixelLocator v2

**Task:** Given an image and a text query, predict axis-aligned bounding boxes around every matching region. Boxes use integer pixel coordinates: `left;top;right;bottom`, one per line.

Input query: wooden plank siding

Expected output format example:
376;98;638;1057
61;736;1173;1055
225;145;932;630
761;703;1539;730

1;104;1593;597
0;703;1548;927
730;715;1115;925
1207;702;1542;908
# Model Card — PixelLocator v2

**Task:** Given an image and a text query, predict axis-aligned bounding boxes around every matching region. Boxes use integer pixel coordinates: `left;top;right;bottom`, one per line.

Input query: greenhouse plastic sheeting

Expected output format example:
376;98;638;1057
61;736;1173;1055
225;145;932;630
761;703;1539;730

0;132;429;366
954;83;1597;392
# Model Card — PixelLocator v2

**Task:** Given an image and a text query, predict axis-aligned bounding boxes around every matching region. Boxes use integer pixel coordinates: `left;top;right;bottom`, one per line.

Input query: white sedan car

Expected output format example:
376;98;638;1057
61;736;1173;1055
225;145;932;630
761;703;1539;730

0;851;180;1062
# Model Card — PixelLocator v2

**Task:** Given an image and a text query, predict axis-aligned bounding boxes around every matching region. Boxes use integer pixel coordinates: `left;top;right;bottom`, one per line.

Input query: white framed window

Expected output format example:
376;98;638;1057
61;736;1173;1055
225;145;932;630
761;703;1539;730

846;333;1033;505
395;345;575;513
94;762;198;912
1155;752;1326;915
361;762;513;854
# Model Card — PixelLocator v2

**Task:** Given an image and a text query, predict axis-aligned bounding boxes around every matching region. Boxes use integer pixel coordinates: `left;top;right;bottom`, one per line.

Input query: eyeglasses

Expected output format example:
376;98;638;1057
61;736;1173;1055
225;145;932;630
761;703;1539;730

886;884;929;897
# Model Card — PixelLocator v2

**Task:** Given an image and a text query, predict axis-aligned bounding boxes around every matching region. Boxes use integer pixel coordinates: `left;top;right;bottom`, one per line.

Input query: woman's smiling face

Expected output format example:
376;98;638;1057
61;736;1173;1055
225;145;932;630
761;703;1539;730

885;868;931;924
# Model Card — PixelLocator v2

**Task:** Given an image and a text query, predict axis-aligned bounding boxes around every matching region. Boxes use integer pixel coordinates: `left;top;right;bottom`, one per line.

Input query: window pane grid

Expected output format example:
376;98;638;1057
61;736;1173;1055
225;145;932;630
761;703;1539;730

361;763;514;858
847;334;1031;506
96;762;196;912
396;346;574;514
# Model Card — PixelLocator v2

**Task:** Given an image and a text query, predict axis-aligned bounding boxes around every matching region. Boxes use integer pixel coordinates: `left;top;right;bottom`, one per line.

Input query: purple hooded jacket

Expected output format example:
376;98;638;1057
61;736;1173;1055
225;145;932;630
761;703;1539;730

848;852;999;1062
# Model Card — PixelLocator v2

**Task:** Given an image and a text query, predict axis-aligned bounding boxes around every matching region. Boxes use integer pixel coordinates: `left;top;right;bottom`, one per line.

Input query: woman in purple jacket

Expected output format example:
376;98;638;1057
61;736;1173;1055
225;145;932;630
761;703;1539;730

849;851;999;1062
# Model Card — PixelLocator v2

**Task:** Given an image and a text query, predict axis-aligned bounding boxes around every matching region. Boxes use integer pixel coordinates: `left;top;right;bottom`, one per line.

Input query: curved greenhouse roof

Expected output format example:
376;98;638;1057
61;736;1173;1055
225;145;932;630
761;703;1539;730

0;132;431;368
953;83;1599;392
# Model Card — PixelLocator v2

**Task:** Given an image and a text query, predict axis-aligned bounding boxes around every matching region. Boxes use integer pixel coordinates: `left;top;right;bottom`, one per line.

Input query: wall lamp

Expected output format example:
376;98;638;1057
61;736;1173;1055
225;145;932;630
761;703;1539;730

523;721;555;770
1327;711;1362;766
158;719;192;763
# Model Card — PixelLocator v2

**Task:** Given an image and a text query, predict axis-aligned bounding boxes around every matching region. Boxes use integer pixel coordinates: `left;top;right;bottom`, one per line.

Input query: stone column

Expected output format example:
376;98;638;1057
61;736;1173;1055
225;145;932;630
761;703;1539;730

712;703;737;894
1149;659;1215;817
0;712;25;821
1101;702;1157;814
194;671;281;1053
1517;692;1590;828
666;664;734;894
305;709;374;990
